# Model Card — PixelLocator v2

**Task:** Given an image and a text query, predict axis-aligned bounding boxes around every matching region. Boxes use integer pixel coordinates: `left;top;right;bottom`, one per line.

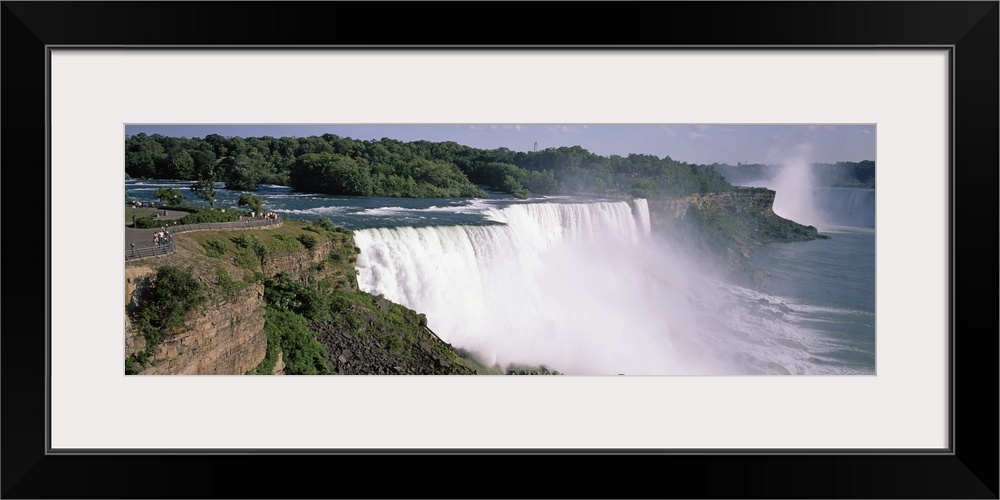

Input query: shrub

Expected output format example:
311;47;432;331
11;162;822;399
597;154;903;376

202;239;227;258
133;217;170;229
260;308;330;375
233;249;260;270
255;317;281;374
297;233;317;249
232;233;265;258
137;266;205;331
215;269;247;295
126;266;205;373
386;334;405;353
264;273;330;322
314;216;335;232
179;208;241;225
237;193;263;214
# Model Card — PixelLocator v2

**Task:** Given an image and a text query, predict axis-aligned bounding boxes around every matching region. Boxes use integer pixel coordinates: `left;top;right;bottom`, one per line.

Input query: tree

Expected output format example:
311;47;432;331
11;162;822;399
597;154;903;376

191;179;216;207
167;149;196;179
124;134;167;178
220;154;262;190
191;160;217;207
290;152;373;196
238;193;263;214
153;187;185;205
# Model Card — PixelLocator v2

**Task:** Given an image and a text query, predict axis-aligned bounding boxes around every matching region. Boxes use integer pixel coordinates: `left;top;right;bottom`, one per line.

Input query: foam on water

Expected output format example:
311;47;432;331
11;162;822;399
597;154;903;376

355;199;867;375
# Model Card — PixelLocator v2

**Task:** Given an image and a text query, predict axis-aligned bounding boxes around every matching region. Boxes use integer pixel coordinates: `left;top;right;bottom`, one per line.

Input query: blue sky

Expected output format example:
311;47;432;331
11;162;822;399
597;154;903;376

125;124;876;165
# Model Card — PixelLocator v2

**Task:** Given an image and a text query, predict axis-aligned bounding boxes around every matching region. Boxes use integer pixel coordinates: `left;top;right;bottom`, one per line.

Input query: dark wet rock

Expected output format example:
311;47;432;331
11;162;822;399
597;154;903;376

315;321;475;375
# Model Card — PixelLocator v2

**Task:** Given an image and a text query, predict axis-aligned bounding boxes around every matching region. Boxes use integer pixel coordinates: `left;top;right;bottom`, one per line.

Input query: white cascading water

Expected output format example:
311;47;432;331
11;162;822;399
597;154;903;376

353;199;741;375
632;198;651;236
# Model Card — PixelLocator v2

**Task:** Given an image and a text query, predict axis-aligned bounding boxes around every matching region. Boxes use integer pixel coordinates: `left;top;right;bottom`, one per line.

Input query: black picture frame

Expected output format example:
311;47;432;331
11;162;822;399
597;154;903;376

3;2;996;498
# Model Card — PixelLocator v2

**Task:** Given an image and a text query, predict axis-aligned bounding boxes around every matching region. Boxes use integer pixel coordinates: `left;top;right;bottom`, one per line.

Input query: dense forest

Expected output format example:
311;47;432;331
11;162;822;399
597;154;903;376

124;133;735;199
712;161;876;188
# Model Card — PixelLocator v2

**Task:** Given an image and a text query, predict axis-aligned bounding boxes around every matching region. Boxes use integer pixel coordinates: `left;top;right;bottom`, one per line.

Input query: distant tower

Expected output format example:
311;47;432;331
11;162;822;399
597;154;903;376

534;141;538;152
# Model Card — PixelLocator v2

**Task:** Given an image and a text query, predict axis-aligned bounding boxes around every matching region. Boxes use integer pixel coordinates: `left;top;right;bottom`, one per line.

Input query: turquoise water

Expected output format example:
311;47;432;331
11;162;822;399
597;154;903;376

744;229;876;373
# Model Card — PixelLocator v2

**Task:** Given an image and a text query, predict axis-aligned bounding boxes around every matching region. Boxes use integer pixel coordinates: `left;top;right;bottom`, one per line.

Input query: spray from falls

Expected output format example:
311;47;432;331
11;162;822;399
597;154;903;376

768;157;826;229
354;199;854;375
732;154;875;231
355;200;698;375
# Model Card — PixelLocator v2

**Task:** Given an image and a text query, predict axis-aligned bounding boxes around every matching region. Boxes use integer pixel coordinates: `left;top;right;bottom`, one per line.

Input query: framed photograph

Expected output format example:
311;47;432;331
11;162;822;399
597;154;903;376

4;2;996;498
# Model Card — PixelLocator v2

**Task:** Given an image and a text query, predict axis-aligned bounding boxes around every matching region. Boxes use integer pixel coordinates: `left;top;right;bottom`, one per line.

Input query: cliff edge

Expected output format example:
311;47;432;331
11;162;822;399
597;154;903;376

646;187;826;286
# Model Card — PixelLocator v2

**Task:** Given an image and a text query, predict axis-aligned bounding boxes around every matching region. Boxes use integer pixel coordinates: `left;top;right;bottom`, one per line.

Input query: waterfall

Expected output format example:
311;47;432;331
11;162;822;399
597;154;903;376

632;198;652;236
353;200;693;375
813;188;876;229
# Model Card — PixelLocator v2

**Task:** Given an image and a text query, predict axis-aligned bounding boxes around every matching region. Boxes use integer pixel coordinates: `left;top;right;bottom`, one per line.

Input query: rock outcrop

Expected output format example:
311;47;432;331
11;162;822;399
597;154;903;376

126;280;267;375
263;239;341;284
646;187;825;286
313;293;477;375
124;266;156;356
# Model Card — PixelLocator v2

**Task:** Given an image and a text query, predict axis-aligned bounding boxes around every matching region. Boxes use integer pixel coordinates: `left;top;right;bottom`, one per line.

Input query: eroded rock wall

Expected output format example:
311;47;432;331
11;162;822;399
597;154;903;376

126;281;267;375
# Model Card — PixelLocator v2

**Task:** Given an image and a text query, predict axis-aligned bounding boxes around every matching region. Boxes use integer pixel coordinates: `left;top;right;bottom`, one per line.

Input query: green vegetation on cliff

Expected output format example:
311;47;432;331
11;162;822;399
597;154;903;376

125;266;205;374
314;290;478;375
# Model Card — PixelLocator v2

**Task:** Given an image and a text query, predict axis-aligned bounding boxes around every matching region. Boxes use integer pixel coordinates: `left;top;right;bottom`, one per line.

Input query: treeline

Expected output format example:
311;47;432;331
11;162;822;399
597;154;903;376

713;161;876;188
125;133;734;199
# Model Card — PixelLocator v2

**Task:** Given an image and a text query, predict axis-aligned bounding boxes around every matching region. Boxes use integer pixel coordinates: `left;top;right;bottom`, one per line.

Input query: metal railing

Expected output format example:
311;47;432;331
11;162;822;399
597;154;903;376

125;217;282;261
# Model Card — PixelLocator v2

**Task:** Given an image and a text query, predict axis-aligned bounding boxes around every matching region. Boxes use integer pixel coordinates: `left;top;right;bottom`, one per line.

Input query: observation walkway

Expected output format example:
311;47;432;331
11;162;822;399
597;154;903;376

125;214;281;261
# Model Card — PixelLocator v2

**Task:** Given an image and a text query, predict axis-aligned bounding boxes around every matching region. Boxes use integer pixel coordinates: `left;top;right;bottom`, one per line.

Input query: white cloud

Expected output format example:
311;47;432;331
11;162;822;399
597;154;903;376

663;128;677;138
694;125;710;131
687;132;708;140
793;142;814;156
547;125;580;134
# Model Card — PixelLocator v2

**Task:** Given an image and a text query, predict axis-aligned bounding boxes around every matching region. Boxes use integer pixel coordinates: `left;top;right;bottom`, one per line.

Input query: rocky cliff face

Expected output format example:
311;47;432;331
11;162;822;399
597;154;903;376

262;239;346;286
126;278;267;375
124;266;155;356
125;230;359;375
646;187;824;286
125;247;328;375
651;188;779;221
145;284;266;375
